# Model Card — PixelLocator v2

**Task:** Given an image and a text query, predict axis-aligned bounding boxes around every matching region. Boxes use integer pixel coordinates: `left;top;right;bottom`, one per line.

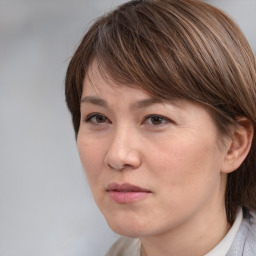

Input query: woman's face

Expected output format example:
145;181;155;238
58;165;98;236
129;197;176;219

77;62;230;238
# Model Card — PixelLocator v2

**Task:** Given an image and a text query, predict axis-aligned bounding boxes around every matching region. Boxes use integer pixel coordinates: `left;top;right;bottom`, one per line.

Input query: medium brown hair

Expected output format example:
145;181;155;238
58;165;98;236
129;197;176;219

65;0;256;223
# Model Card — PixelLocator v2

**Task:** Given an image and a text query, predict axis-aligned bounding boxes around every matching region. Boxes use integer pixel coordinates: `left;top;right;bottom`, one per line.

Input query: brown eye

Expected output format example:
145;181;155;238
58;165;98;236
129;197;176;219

95;115;107;123
151;116;164;125
85;113;109;124
144;115;169;126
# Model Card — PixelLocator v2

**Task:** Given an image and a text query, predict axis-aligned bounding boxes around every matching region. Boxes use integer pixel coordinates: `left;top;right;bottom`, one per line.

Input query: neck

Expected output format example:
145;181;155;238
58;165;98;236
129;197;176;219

140;202;230;256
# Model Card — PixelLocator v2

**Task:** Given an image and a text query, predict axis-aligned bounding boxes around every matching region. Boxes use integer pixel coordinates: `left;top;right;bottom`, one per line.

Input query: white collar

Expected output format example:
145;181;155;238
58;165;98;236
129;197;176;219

204;208;243;256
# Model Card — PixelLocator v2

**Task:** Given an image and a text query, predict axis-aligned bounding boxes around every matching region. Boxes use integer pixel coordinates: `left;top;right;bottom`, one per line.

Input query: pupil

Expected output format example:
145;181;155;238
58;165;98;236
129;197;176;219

152;116;163;125
96;115;106;123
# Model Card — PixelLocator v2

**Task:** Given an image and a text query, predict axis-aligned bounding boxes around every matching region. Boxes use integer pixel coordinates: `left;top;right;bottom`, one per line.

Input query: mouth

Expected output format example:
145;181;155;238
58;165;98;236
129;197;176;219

106;183;152;204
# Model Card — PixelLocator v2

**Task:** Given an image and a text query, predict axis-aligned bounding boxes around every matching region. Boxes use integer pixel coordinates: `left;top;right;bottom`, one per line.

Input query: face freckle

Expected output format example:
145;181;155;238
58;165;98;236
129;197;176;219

77;61;229;239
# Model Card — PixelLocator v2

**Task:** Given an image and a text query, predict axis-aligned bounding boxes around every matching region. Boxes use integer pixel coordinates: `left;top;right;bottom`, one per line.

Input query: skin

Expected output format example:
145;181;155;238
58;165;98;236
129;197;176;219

77;61;235;256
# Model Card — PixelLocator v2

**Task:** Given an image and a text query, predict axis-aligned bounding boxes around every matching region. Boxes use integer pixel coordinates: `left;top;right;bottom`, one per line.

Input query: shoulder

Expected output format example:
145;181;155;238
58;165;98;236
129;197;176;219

242;210;256;254
105;237;141;256
227;209;256;256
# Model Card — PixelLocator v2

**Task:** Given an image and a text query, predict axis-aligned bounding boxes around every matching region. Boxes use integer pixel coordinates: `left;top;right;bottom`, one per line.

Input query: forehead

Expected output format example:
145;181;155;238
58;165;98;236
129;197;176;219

83;59;154;99
83;62;207;115
82;60;206;113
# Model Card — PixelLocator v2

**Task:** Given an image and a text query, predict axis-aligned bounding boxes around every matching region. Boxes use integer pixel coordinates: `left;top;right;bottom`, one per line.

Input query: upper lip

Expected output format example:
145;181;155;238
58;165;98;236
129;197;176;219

107;183;151;192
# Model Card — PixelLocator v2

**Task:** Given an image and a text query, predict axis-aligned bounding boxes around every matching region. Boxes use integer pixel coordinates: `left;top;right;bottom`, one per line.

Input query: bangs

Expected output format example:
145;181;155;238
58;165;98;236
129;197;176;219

89;0;209;102
86;0;248;111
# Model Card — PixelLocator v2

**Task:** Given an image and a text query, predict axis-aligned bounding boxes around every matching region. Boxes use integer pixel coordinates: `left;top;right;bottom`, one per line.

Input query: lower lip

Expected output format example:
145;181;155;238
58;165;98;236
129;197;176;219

108;191;151;204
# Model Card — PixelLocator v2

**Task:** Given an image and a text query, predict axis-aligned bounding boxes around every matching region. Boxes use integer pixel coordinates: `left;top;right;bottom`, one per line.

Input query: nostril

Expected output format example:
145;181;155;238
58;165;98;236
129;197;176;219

107;162;132;171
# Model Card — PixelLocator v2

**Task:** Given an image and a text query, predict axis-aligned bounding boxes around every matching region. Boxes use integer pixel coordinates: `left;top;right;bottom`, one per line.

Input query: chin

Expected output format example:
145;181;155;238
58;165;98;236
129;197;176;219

104;213;151;238
109;224;147;238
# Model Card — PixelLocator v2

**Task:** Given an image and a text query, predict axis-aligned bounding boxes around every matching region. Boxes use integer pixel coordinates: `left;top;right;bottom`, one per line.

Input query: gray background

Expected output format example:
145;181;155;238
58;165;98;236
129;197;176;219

0;1;255;255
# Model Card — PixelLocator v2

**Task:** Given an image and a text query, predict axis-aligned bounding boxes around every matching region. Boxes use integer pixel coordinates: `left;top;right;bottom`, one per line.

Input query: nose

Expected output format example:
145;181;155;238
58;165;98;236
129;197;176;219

104;127;142;171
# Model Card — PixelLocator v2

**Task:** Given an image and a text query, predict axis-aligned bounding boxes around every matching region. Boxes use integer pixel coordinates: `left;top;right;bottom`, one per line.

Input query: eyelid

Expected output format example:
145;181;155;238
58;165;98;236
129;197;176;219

143;114;172;126
83;112;111;124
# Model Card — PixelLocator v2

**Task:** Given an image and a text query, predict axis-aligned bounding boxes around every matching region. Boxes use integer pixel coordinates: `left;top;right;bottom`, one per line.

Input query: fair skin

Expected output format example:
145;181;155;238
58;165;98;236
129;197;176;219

77;61;252;256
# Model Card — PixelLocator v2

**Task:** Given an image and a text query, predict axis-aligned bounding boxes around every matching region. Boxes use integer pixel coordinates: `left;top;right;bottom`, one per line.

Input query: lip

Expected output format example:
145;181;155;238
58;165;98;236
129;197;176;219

106;183;152;204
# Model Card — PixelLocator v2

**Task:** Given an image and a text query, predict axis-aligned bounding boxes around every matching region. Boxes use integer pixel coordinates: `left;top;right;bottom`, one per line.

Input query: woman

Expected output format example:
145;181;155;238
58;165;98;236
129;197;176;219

65;0;256;255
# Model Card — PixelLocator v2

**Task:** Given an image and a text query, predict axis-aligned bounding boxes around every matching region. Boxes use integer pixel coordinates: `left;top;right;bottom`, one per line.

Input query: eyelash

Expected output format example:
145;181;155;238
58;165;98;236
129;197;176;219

143;114;170;126
83;113;171;126
84;113;110;124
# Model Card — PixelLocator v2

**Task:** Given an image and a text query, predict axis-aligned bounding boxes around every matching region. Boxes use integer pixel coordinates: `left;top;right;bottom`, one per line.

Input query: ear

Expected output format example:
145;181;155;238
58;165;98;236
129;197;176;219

221;117;254;174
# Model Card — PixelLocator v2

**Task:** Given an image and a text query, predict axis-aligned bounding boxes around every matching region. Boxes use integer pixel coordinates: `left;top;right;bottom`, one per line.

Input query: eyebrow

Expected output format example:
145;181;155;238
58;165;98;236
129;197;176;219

80;96;164;110
130;98;163;110
81;96;107;107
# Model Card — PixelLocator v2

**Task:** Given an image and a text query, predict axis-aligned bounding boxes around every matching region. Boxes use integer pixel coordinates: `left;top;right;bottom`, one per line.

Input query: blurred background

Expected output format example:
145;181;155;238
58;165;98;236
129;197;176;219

0;0;255;255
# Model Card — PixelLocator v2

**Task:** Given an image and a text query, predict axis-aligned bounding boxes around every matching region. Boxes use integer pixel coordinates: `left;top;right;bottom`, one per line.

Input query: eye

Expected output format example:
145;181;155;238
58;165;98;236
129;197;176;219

144;114;170;126
84;113;110;124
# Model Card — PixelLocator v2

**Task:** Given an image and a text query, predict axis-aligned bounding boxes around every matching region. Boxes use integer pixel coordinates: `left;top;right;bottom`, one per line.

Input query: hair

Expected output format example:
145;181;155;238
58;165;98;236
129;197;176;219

65;0;256;223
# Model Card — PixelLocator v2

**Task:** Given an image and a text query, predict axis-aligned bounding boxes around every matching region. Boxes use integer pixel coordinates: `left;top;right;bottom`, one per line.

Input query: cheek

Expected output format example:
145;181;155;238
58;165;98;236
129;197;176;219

77;137;105;181
149;136;224;192
144;139;225;225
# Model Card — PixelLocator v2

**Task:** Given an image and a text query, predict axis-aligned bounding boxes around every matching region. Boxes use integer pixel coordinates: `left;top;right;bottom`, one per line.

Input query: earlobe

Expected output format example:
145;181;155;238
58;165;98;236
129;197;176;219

221;117;254;174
